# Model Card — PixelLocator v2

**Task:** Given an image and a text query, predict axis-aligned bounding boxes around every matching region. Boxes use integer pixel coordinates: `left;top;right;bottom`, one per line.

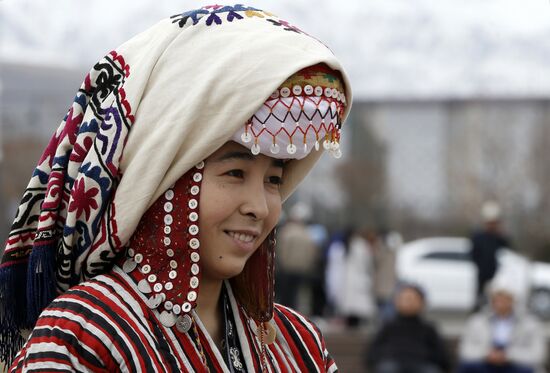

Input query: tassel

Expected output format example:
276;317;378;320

26;240;57;326
0;261;28;366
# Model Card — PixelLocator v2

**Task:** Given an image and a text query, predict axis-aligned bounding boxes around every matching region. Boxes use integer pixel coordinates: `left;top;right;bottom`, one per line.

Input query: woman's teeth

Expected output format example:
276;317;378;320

227;231;254;242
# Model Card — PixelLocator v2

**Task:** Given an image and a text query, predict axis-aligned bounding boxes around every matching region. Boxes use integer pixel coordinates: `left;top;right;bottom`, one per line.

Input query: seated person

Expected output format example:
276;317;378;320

367;283;450;373
458;281;547;373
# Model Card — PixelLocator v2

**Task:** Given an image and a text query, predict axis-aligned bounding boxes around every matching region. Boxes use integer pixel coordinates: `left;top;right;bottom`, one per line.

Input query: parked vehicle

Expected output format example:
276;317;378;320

396;237;550;319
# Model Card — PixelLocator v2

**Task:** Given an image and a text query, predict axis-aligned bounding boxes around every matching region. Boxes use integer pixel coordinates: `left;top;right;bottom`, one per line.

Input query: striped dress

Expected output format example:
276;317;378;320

10;266;337;372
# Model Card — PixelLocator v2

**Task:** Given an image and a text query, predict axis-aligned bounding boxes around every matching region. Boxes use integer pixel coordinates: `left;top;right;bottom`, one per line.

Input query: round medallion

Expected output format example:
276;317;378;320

251;143;260;155
166;248;175;257
164;202;173;213
304;85;314;95
164;214;173;225
190;186;200;196
280;87;291;97
176;314;193;333
169;260;178;269
163;237;171;246
164;301;173;311
314;86;323;96
147;293;165;309
189;225;199;235
287;144;297;155
165;281;174;291
173;304;182;315
153;283;163;292
270;143;280;155
148;274;157;283
195;161;205;170
292;85;302;95
169;270;177;279
190;276;199;289
187;291;197;302
159;310;177;328
164;226;171;235
241;132;252;143
128;248;135;257
189;212;198;222
193;173;202;182
191;264;200;275
188;199;198;209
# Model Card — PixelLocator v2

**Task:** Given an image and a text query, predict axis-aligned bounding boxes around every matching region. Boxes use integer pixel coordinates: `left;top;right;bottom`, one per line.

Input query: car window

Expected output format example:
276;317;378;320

422;251;470;261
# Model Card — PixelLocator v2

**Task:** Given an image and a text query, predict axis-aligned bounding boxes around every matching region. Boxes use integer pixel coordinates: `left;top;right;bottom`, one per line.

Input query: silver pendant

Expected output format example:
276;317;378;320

159;310;177;327
122;258;137;273
138;279;152;294
176;314;193;333
146;293;165;309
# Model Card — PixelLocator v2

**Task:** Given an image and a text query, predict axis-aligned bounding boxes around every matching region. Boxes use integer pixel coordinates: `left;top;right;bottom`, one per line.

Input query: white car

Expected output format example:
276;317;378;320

396;237;550;318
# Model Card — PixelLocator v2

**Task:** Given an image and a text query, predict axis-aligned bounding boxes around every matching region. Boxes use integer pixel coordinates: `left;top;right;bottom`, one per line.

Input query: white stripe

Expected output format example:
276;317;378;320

225;282;259;372
271;319;301;372
33;324;104;365
192;310;231;373
91;271;166;370
26;341;90;371
275;305;320;373
41;308;127;370
327;362;338;373
278;303;324;354
110;267;197;371
49;297;140;372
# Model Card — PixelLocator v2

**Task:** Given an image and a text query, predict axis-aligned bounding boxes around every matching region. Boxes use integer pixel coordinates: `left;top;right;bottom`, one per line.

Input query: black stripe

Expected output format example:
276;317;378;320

274;308;318;372
30;329;104;368
53;291;143;371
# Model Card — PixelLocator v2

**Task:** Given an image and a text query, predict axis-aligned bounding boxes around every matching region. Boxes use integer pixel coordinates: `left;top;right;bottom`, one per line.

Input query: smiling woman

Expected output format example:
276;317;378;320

0;4;351;372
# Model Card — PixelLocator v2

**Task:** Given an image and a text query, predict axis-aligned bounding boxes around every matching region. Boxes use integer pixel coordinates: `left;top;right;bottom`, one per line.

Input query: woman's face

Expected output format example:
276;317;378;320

198;141;283;281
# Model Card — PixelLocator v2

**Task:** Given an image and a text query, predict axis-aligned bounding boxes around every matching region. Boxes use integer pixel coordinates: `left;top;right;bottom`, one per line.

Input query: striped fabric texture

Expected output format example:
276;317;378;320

10;266;337;372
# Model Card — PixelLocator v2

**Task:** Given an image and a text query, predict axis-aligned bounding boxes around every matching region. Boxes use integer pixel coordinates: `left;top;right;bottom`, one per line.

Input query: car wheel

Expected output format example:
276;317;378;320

529;288;550;319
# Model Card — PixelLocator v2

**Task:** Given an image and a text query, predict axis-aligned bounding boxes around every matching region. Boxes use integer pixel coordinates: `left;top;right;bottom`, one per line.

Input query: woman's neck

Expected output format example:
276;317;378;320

195;277;223;349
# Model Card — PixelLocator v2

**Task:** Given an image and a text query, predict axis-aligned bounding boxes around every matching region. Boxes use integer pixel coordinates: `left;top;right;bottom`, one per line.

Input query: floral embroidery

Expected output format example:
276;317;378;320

170;4;306;35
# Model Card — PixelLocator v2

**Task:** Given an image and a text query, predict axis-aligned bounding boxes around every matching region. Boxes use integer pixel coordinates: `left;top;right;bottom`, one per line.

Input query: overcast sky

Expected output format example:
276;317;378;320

2;0;550;98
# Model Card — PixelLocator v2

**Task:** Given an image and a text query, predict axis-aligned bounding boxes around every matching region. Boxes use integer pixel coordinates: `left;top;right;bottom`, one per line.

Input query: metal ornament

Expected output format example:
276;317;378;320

176;314;193;333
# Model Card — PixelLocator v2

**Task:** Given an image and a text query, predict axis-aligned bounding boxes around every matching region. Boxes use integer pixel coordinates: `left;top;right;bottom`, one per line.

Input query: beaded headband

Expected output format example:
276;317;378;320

231;64;347;159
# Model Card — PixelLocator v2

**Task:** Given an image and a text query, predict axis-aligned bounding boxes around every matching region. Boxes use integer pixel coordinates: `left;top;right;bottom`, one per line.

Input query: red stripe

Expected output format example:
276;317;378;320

276;306;324;370
195;324;224;372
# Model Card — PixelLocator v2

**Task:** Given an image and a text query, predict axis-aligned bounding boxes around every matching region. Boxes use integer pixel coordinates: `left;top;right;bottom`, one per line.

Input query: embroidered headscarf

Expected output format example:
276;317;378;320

0;4;351;364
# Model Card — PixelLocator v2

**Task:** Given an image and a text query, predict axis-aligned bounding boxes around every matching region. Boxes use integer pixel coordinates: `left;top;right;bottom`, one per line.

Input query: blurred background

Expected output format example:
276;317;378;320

2;0;550;371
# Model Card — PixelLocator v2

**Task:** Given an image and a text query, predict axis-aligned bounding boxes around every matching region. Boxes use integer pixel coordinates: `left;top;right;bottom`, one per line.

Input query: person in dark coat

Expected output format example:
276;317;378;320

470;201;511;311
367;283;450;373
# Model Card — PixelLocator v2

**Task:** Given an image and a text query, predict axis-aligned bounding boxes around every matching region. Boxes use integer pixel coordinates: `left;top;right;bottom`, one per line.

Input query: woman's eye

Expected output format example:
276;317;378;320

267;176;283;186
226;169;244;178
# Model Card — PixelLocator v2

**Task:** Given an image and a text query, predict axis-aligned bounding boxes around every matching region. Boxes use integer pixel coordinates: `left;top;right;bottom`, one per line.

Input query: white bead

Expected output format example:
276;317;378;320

280;87;291;97
148;274;157;283
191;264;200;275
190;276;199;289
189;238;200;249
188;225;199;235
164;189;174;200
195;161;205;170
331;141;340;150
251;143;260;155
164;301;173;311
314;86;323;96
188;199;198;209
324;87;332;97
292;85;302;95
182;302;192;313
270;143;280;154
164;202;173;213
304;85;314;95
163;237;171;246
191;252;200;263
141;264;151;274
164;214;173;225
287;144;297;155
128;248;135;257
153;283;163;292
170;260;178;269
165;282;173;291
134;253;143;264
323;140;331;150
241;132;252;143
270;90;279;99
187;291;197;302
190;186;200;196
193;173;202;182
166;248;174;257
303;143;308;153
169;270;177;279
164;226;171;235
173;304;182;315
315;141;320;151
334;149;342;159
189;212;198;222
